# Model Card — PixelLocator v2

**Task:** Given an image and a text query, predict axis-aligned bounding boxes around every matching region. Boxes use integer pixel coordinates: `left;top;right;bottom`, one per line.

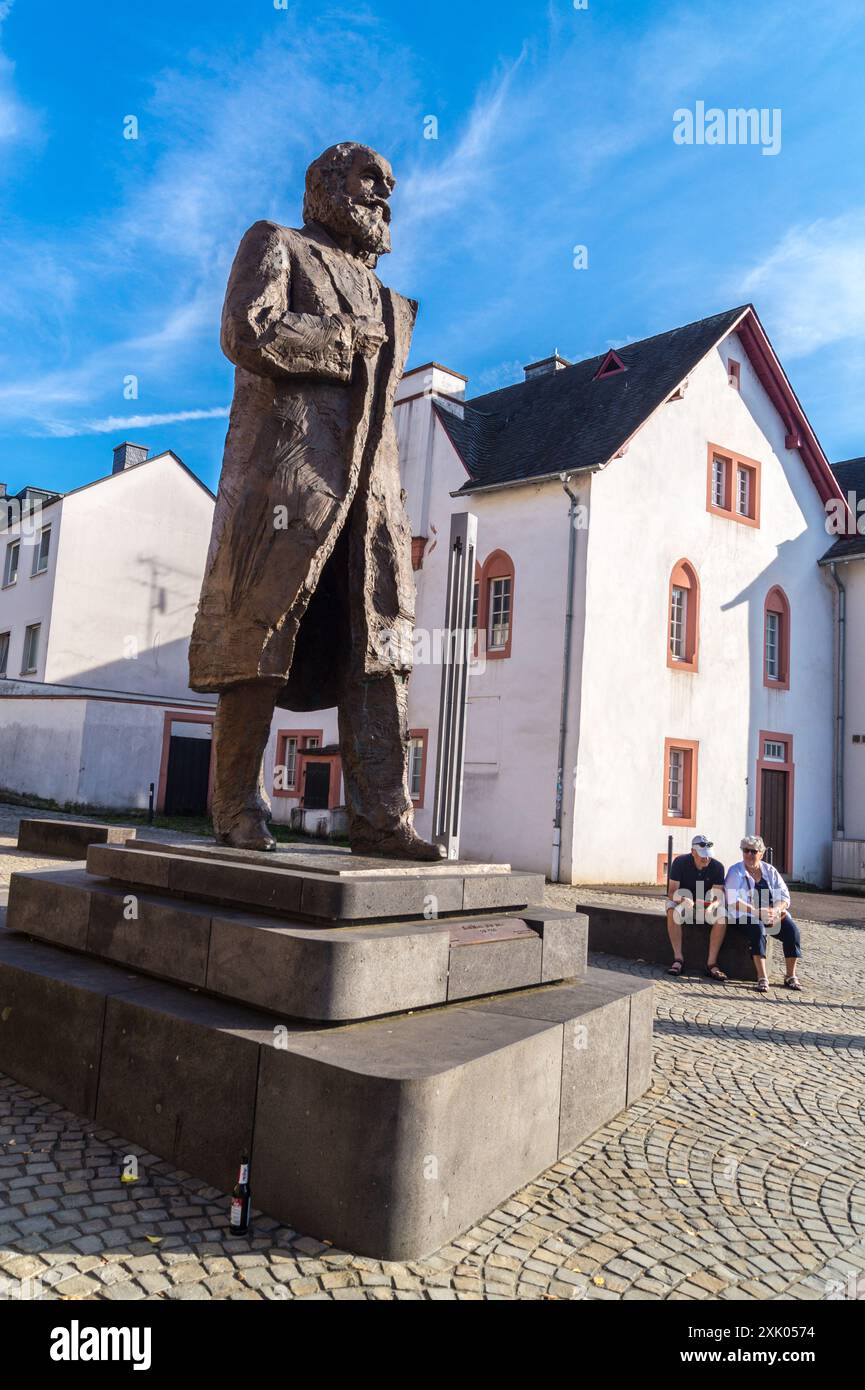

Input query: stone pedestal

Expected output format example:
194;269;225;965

0;841;653;1259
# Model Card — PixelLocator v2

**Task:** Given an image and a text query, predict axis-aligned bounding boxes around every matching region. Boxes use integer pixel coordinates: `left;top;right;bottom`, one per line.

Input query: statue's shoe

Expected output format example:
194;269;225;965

350;826;447;862
216;812;277;852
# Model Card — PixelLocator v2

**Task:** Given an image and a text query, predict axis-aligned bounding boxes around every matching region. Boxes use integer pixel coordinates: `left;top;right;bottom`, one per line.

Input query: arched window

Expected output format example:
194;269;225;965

667;560;699;672
764;587;790;689
479;550;514;659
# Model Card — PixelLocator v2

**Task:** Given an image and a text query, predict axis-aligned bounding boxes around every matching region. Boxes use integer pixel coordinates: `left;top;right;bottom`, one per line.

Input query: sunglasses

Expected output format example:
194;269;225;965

743;848;761;855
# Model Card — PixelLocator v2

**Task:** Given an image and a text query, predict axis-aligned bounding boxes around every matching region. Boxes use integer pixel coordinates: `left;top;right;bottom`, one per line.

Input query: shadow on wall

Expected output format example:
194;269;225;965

721;525;832;886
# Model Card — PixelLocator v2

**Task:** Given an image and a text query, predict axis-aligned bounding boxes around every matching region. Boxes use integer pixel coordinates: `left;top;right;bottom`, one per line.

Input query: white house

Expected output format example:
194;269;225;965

0;444;217;813
265;306;846;886
820;457;865;890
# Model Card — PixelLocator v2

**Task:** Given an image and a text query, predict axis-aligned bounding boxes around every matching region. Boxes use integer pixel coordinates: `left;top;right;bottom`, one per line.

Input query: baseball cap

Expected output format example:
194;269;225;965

691;834;714;854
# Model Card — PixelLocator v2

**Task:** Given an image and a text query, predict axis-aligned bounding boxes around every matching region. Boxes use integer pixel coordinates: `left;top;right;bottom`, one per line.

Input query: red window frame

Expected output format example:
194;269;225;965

763;587;791;690
667;559;700;673
706;443;761;528
662;737;699;828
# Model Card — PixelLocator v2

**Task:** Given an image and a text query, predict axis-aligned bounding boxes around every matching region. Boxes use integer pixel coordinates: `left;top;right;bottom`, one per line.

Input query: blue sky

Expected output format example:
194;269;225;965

0;0;863;495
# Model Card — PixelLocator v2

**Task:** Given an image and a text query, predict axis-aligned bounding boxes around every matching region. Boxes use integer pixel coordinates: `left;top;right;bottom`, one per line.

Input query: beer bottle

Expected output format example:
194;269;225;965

229;1152;251;1235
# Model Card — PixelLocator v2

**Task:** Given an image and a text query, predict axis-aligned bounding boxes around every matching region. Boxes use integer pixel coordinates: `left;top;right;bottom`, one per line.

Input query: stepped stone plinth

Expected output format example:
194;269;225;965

0;840;653;1259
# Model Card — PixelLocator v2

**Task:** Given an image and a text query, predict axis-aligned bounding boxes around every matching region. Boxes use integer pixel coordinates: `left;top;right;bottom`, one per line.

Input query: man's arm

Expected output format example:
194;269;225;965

220;221;376;382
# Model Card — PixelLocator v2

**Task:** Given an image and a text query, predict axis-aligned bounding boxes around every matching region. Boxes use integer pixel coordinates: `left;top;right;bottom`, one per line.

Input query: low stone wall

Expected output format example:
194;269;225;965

17;819;136;860
576;901;790;981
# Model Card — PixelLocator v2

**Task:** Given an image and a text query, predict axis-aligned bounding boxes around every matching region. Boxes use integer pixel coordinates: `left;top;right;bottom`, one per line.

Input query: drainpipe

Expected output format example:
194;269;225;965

552;476;580;883
829;562;846;837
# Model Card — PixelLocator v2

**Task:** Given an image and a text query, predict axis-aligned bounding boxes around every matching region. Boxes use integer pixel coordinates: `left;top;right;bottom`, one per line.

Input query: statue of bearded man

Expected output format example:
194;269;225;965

188;142;444;860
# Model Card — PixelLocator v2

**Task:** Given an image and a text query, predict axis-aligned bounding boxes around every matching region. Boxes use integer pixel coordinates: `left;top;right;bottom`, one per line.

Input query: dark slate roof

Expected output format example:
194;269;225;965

440;306;750;494
822;458;865;562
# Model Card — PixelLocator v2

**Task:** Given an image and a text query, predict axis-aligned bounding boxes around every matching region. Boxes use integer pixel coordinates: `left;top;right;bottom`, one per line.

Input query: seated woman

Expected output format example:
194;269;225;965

724;836;803;993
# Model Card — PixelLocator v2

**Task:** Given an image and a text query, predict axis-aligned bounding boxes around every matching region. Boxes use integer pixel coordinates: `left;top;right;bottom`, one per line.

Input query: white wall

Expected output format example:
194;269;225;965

407;410;584;875
0;497;61;681
571;332;835;886
44;454;214;700
0;693;213;810
841;559;865;839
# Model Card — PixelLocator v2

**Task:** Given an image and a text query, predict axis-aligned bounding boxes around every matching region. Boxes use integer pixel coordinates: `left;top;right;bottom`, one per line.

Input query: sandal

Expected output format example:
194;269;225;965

667;959;684;975
783;976;803;991
756;978;769;993
706;964;727;982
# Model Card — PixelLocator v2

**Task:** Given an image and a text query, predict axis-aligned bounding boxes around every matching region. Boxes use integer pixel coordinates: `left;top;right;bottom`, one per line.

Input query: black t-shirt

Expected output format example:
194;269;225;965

669;854;726;898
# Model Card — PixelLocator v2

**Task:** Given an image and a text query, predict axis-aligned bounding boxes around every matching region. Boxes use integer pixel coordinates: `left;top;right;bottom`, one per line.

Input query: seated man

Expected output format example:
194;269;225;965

724;836;803;993
666;834;728;980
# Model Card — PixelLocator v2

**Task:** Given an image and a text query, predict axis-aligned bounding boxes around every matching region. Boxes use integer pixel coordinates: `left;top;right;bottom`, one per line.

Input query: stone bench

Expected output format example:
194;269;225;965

576;900;791;981
16;818;136;860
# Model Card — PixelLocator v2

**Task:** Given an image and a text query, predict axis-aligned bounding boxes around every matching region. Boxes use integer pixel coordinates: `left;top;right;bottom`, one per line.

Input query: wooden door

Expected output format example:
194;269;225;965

760;769;789;873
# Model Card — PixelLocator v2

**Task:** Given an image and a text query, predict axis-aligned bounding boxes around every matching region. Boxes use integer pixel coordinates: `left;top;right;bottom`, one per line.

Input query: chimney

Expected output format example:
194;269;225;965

112;441;150;474
523;352;572;381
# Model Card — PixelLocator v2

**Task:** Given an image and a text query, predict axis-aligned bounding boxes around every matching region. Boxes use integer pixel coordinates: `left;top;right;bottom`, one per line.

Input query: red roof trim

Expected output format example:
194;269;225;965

733;309;844;507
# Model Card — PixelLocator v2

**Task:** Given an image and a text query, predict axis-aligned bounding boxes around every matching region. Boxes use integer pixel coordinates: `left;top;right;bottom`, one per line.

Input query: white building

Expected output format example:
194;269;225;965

266;306;846;886
820;457;865;890
0;444;216;814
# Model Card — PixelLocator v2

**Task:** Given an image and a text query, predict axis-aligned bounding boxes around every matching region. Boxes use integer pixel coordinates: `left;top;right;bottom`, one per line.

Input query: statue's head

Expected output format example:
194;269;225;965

303;142;395;264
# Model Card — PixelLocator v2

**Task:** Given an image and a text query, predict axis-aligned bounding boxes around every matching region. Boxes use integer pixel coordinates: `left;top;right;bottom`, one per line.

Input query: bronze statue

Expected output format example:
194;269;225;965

189;142;444;860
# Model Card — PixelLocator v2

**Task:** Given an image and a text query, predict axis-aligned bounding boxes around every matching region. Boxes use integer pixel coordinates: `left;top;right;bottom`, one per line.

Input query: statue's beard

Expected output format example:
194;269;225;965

320;194;392;258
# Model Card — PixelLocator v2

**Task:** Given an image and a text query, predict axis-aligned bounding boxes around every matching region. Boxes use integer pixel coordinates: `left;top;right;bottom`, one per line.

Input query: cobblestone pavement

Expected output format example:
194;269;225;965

1;822;865;1300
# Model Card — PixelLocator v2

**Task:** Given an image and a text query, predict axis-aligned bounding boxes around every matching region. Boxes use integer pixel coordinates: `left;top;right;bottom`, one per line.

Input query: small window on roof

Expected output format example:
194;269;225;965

593;349;627;380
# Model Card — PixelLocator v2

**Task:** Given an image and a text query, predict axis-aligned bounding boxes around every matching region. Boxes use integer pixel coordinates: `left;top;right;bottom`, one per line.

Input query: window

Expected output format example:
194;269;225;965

31;526;51;576
662;738;699;827
273;729;324;796
667;561;699;671
763;587;790;689
765;612;780;681
728;358;741;389
667;749;684;816
706;443;761;526
281;737;298;790
476;550;515;659
488;577;511;650
0;631;9;678
764;739;786;761
3;540;20;586
712;454;727;510
408;729;428;806
21;623;40;674
670;585;687;659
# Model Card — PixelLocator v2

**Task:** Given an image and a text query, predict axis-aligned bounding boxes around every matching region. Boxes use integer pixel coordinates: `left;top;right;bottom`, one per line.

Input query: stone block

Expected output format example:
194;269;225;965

522;908;589;981
88;889;211;988
97;984;271;1195
0;929;146;1116
16;819;135;859
207;913;450;1020
578;901;757;980
7;870;92;950
467;970;654;1156
87;845;171;891
447;935;542;1001
252;1006;562;1259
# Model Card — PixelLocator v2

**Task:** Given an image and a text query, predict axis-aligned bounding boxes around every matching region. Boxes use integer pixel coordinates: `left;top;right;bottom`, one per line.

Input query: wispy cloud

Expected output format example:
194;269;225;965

36;407;231;439
737;210;865;358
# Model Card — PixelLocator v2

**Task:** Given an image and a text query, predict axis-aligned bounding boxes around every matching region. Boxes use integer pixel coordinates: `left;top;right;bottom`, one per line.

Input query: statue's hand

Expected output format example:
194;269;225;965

354;316;388;358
